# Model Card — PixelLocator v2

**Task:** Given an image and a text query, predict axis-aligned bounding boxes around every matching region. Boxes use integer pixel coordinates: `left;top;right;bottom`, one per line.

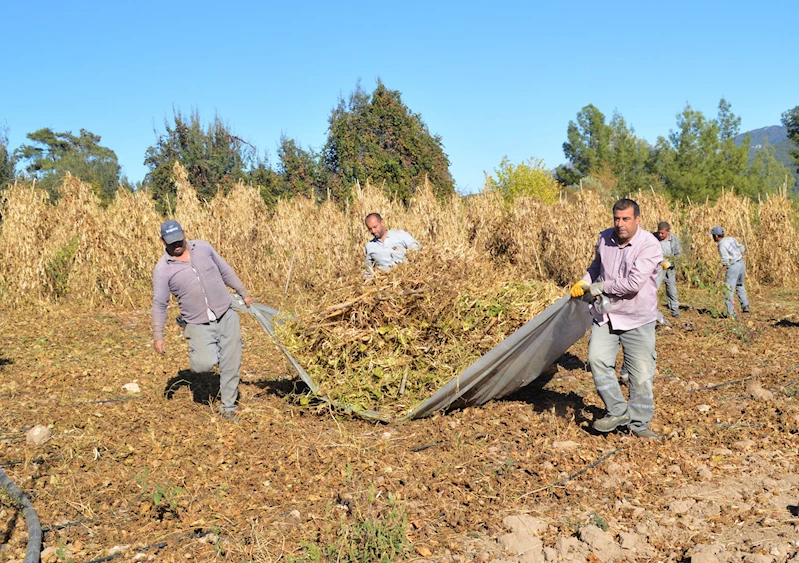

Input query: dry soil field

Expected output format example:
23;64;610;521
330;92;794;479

3;285;799;563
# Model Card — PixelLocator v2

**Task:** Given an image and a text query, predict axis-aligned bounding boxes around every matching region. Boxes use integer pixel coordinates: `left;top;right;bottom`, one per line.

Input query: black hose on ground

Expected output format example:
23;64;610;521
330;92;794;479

0;467;42;563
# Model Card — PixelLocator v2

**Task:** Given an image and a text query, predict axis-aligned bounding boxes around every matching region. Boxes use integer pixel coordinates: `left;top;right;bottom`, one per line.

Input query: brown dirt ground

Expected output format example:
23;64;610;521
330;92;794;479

2;286;799;562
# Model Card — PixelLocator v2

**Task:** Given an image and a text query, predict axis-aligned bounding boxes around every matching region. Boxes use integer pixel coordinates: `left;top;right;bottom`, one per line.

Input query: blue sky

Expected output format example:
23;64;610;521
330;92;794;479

2;0;796;194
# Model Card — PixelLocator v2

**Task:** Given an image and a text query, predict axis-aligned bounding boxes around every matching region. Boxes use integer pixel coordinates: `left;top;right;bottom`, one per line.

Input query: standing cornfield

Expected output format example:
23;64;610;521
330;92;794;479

1;167;798;309
748;191;799;284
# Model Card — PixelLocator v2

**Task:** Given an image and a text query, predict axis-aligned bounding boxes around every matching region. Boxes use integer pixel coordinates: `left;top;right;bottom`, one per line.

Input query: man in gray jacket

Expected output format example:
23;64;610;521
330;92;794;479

710;225;749;319
655;222;681;318
152;220;253;419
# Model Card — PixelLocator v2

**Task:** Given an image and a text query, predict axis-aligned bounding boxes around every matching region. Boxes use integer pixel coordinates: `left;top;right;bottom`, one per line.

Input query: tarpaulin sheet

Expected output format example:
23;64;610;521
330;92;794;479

402;295;592;419
233;294;593;421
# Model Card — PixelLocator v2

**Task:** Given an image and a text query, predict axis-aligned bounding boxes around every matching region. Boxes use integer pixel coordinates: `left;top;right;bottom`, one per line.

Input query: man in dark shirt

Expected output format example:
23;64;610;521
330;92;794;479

152;220;253;419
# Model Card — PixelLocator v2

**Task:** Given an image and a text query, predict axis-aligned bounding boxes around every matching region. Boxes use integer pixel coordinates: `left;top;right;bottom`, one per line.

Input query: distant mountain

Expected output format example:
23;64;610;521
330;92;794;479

735;125;798;186
736;125;788;147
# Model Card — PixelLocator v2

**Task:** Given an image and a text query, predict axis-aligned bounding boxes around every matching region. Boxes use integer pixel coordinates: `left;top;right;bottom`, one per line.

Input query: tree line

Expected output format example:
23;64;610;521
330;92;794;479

1;81;798;210
556;99;797;202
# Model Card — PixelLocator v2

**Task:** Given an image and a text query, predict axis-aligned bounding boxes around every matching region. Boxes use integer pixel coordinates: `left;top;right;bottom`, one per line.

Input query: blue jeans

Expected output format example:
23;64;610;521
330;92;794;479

724;261;749;317
588;321;656;432
183;309;243;414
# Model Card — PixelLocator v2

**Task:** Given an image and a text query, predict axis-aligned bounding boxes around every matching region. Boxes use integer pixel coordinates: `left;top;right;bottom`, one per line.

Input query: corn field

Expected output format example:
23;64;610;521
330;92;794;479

1;164;797;310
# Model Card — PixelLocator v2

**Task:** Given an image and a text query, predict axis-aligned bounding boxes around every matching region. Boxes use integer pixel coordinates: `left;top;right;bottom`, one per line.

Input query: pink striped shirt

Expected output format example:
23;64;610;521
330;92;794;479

581;227;663;330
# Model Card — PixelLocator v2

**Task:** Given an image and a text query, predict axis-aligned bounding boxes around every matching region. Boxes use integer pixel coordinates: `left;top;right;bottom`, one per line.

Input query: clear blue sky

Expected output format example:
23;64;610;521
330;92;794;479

2;0;796;194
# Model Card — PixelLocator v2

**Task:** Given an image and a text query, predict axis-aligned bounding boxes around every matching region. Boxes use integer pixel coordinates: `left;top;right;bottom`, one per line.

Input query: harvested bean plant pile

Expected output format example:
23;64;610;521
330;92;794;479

276;249;563;417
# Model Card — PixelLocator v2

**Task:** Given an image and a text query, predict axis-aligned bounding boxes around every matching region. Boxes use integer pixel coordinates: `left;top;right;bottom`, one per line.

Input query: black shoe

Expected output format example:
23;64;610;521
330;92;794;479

742;307;750;313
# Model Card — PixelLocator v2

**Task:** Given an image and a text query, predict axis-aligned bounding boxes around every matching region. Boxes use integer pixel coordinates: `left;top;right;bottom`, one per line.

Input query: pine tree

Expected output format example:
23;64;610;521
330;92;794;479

323;79;454;202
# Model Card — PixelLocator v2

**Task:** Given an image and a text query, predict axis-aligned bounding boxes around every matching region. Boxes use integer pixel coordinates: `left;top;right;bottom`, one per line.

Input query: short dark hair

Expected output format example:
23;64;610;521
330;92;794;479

612;198;640;217
365;212;383;223
657;221;671;231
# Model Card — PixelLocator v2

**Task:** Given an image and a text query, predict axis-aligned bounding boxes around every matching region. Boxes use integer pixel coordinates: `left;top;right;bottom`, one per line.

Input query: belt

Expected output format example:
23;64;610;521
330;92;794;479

200;308;228;325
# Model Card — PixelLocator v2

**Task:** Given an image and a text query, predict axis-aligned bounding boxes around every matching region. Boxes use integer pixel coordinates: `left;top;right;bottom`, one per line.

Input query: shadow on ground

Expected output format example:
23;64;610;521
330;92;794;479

163;369;221;406
504;374;603;427
244;377;308;397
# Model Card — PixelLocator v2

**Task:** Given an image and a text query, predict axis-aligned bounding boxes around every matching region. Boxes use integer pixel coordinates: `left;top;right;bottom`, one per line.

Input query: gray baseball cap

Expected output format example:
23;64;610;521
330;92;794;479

160;220;185;244
709;225;724;236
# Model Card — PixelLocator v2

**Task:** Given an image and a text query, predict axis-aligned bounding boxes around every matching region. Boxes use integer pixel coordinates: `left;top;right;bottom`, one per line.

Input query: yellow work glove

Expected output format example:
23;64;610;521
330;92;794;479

570;280;590;298
662;260;671;270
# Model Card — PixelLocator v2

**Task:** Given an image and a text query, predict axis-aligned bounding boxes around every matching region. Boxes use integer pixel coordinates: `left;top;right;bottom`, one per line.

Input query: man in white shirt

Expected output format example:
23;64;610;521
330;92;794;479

363;213;421;273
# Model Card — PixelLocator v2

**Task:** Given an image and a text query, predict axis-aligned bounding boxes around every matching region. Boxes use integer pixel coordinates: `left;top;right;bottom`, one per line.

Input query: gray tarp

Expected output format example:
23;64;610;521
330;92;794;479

233;294;593;422
402;295;592;419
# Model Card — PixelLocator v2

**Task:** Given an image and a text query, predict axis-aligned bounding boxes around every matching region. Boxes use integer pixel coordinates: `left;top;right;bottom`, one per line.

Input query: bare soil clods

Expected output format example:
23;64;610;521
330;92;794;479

2;287;799;562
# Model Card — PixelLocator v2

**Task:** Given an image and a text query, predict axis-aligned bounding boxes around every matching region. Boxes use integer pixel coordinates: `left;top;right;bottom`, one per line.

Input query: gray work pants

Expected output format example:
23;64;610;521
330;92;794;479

588;321;656;432
724;261;749;317
657;268;679;316
183;309;242;414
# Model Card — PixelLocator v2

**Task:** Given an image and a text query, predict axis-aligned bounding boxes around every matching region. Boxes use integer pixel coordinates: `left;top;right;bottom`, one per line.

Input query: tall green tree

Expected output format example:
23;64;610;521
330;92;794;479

556;105;654;193
710;98;750;190
144;110;254;209
323;79;454;202
15;128;123;202
606;112;654;193
252;136;329;207
248;157;282;208
556;104;611;185
277;135;328;201
0;126;16;188
653;99;757;201
652;104;711;200
781;106;799;169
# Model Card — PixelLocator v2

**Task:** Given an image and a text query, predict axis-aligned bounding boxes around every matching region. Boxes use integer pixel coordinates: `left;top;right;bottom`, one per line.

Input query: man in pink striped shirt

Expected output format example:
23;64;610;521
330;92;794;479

570;198;663;439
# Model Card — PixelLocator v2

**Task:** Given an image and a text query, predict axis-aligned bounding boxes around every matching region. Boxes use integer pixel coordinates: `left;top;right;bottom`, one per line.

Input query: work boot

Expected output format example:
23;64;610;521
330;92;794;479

632;428;660;440
221;410;240;424
593;413;631;433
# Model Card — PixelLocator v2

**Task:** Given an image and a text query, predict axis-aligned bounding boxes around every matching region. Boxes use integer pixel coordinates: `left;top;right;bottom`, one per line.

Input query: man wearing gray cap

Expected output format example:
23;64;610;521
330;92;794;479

710;225;749;319
152;220;254;420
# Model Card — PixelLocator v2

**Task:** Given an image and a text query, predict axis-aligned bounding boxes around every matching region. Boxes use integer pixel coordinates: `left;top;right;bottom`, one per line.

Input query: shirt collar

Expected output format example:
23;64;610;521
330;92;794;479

610;228;640;248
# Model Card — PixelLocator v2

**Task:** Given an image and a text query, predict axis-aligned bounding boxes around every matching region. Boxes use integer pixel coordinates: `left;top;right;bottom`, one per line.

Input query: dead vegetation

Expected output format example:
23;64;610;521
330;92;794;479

2;172;799;561
1;167;797;311
275;249;562;417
